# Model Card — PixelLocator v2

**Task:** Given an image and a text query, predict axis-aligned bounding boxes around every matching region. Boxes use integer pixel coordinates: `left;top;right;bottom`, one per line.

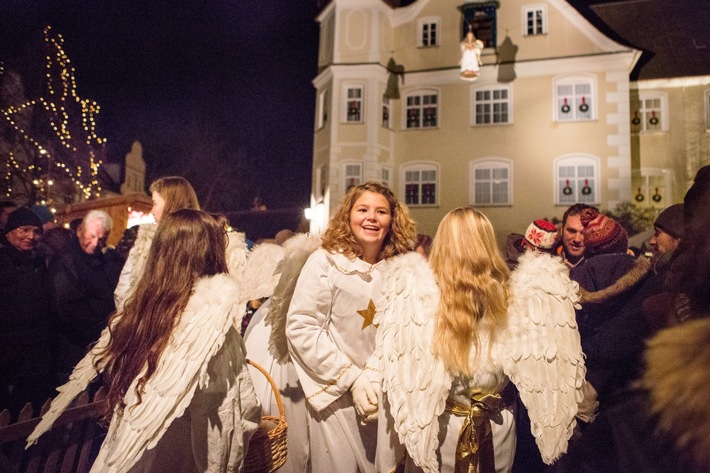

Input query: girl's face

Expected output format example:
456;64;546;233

349;191;392;257
151;191;166;223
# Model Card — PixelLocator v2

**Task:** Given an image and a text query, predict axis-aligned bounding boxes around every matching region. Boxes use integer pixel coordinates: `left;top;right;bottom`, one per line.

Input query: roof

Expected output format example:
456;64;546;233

570;0;710;80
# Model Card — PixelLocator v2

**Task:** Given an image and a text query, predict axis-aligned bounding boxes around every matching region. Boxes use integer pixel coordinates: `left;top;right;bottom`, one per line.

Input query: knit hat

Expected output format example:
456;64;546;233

654;204;684;239
30;205;55;225
523;219;558;252
5;207;43;234
580;208;628;256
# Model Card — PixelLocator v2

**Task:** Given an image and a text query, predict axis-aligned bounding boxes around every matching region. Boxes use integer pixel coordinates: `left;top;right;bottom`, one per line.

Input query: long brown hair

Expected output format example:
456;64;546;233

322;181;416;261
149;176;200;215
429;207;510;376
95;209;228;416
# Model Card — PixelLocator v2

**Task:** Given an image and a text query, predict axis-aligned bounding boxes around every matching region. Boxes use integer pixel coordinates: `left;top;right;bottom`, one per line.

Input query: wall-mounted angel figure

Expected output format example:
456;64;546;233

460;30;484;81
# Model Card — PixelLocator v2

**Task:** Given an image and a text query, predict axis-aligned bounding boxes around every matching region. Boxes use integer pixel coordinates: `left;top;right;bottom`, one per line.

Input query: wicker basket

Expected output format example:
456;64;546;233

243;359;288;473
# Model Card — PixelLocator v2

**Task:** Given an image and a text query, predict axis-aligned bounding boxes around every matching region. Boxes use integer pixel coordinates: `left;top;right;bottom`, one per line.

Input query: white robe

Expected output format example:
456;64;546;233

286;249;393;473
244;299;310;473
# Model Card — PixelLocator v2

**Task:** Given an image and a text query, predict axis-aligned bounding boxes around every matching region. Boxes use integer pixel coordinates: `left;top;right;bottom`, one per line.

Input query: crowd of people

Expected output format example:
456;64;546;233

1;167;708;472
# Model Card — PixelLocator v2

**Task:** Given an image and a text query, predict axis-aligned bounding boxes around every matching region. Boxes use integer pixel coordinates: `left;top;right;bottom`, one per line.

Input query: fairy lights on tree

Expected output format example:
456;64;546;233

1;26;107;208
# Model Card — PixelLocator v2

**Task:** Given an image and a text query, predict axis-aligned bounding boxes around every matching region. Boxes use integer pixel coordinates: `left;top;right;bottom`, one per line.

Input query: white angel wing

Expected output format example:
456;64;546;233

265;233;321;363
377;252;452;473
226;231;249;278
236;241;285;303
498;251;585;464
94;273;241;473
26;326;112;447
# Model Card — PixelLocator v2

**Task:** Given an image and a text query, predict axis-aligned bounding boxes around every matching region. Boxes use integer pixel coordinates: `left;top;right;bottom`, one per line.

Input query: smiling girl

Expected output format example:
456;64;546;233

286;181;416;472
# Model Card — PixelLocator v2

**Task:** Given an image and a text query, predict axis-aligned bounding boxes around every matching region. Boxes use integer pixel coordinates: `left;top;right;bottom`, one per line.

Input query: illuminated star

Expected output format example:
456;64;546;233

357;299;378;330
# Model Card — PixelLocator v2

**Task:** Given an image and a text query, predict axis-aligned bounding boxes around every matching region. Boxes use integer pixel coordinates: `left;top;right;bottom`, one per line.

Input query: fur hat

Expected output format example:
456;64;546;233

654;204;684;239
580;208;628;256
523;219;558;252
5;206;43;234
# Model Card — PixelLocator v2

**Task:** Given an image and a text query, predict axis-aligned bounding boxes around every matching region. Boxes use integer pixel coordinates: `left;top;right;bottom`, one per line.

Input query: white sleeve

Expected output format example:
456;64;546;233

285;250;361;411
113;248;134;308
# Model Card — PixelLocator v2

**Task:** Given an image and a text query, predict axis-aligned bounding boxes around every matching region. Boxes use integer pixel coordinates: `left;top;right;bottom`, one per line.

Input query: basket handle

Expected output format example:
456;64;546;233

246;359;286;420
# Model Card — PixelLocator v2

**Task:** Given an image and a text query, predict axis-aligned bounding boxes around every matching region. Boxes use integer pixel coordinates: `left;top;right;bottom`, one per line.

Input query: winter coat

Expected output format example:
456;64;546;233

549;318;710;473
47;238;122;374
0;236;50;381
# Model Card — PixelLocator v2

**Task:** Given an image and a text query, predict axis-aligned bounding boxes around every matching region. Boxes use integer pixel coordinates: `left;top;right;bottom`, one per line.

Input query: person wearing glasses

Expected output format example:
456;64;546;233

0;207;52;417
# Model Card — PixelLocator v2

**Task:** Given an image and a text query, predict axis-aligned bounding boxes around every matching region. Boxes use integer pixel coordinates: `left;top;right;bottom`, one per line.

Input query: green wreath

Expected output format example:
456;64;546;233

649;116;659;125
579;103;589;112
561;104;571;113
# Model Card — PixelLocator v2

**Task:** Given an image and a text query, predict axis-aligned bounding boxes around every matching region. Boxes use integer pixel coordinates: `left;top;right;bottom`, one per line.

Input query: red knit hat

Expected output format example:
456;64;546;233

580;208;628;256
523;219;558;252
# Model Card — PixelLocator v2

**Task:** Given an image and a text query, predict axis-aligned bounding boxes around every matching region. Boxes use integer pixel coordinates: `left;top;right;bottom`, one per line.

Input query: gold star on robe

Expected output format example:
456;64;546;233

357;299;378;330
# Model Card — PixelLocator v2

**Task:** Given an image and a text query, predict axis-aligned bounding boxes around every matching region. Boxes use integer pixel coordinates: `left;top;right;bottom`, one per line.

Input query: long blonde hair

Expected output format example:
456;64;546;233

322;181;416;261
429;207;510;376
95;209;228;417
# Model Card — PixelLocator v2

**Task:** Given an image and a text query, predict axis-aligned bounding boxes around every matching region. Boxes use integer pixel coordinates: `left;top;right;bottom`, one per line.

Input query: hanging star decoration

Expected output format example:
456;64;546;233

357;299;378;330
1;25;107;204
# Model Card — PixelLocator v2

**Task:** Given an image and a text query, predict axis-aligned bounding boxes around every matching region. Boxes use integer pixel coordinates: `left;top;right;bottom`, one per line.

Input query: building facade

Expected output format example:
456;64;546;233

308;0;642;243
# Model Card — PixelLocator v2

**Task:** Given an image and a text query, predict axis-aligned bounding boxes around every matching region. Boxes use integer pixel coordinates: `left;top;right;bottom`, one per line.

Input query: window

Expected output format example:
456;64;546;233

705;90;710;130
633;168;672;208
382;95;391;129
632;92;668;132
555;155;599;205
472;86;511;125
470;159;512;205
405;91;438;129
402;163;438;206
461;3;497;49
316;164;328;202
381;166;391;187
555;77;595;122
344;163;362;190
317;90;328;129
417;17;440;47
345;86;363;123
523;5;546;36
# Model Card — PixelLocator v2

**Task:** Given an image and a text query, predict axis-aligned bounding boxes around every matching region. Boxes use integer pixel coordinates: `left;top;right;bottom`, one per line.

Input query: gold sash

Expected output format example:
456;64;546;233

445;393;503;473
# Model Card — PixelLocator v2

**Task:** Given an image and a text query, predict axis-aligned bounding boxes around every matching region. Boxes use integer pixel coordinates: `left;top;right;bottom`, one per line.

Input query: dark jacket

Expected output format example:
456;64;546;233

0;235;50;381
548;318;710;473
48;238;122;373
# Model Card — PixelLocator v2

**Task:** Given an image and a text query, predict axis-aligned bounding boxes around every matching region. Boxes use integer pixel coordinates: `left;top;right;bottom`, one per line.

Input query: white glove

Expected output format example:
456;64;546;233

350;372;378;418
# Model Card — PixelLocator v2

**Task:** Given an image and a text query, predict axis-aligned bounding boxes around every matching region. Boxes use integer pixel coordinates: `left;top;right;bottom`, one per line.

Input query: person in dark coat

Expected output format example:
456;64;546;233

570;209;651;407
548;167;710;473
0;207;52;417
48;210;122;382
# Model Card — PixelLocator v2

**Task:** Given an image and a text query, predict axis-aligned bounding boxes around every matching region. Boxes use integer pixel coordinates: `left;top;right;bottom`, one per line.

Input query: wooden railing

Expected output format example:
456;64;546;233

0;388;107;473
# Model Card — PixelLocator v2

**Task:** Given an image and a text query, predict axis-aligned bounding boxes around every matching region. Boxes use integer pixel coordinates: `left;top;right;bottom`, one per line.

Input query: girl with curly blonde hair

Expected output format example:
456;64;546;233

286;181;416;472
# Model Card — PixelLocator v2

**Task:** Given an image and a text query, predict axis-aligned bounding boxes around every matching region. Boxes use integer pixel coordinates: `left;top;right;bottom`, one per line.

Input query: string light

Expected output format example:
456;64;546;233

1;25;107;204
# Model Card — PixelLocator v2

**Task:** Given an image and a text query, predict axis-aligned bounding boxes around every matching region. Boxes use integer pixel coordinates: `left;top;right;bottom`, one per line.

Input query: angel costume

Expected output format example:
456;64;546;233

28;274;261;473
286;248;394;473
372;251;587;473
244;233;322;473
114;224;248;309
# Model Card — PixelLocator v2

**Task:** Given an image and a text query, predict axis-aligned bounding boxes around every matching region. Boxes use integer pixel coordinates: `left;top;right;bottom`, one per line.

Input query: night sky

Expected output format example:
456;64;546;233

0;1;320;211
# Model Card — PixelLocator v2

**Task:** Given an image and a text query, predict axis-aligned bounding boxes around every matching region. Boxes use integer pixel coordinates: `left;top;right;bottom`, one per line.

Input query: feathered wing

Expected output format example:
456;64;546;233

26;326;112;447
236;242;285;303
376;252;452;473
93;274;241;473
265;233;322;363
498;252;586;464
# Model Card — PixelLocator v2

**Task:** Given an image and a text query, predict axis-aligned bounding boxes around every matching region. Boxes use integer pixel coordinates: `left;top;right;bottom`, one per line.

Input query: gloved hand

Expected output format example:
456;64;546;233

350;372;378;419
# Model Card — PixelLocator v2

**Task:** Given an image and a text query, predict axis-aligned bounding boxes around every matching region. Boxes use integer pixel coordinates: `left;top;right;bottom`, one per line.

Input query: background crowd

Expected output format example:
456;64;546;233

1;166;708;472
